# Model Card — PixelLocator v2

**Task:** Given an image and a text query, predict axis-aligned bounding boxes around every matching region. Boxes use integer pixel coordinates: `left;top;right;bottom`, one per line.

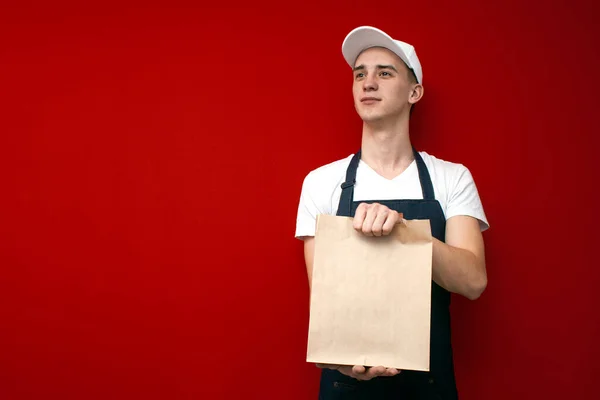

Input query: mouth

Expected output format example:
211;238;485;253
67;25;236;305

360;97;381;104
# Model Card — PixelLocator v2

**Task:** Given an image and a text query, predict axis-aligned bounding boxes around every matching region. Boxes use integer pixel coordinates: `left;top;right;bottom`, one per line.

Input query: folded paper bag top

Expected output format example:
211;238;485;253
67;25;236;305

306;214;433;371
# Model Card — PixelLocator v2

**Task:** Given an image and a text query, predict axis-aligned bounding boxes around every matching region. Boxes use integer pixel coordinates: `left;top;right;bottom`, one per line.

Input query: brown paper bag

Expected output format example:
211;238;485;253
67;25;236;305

306;214;433;371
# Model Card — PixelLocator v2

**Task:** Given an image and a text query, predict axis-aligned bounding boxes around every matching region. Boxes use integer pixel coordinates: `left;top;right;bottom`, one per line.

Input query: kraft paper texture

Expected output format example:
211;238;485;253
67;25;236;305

306;214;433;371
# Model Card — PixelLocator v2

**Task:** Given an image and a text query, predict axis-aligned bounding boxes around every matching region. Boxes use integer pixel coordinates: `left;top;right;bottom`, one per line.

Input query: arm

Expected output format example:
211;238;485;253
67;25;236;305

353;202;488;301
432;215;487;300
302;236;315;291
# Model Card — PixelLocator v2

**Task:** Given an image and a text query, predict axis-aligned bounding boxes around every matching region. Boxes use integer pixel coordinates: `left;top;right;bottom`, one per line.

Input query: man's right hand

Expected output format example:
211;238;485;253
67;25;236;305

316;363;401;381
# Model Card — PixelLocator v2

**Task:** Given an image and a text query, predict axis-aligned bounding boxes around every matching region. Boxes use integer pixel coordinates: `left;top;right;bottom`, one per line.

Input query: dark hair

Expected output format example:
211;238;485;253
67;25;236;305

408;68;418;84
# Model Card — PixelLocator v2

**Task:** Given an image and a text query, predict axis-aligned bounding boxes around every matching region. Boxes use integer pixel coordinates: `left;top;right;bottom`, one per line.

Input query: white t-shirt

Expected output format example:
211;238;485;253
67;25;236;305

295;151;489;238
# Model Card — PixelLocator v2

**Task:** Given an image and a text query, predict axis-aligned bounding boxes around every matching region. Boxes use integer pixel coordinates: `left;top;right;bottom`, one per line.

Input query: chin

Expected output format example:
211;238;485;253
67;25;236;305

359;111;385;123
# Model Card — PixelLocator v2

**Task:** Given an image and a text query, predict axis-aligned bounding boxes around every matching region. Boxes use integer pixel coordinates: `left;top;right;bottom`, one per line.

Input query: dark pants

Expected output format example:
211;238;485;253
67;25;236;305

318;369;451;400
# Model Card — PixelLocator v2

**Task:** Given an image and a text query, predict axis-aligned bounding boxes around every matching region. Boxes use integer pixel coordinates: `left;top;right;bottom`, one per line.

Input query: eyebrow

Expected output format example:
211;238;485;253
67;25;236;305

353;64;399;72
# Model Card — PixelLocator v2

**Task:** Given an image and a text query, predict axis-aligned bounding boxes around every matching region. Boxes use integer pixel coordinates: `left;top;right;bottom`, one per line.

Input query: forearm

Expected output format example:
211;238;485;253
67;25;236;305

431;238;487;300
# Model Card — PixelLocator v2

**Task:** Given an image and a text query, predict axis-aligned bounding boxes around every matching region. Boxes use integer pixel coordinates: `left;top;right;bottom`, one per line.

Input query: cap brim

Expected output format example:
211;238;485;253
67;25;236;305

342;26;411;72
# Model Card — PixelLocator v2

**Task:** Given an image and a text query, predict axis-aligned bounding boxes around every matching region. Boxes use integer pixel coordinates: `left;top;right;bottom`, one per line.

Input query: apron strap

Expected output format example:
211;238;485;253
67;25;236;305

337;150;361;217
413;149;435;200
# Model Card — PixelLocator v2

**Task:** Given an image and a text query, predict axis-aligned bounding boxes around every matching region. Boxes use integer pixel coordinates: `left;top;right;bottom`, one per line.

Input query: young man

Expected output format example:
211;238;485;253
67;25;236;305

295;26;490;399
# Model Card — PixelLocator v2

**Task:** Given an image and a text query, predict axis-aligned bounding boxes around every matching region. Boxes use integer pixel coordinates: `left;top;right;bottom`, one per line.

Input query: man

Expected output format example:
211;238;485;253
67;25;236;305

294;26;489;399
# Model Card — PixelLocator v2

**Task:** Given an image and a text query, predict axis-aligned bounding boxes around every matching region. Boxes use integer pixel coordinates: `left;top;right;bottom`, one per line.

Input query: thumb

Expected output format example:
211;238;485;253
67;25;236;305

396;212;405;224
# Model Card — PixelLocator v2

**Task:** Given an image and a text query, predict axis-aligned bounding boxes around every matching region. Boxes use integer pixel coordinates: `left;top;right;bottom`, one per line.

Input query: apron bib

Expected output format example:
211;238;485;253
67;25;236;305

318;149;458;400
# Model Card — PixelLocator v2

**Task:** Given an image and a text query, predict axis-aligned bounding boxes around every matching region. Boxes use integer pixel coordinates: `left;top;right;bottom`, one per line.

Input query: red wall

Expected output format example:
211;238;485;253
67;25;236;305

1;1;599;399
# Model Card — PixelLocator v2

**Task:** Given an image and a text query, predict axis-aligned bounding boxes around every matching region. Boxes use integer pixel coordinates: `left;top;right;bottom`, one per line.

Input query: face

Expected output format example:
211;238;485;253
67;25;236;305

352;47;418;122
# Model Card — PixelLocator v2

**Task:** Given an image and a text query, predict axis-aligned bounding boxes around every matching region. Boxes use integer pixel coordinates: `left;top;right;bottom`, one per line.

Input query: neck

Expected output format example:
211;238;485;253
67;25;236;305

360;114;414;178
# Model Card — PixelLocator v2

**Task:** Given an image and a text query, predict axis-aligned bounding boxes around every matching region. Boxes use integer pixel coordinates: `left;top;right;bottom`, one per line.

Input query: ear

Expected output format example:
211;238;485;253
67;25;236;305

408;84;424;105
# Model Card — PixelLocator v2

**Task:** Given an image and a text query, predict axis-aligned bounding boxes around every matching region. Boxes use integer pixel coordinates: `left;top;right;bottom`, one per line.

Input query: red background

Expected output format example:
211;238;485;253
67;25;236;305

1;1;599;399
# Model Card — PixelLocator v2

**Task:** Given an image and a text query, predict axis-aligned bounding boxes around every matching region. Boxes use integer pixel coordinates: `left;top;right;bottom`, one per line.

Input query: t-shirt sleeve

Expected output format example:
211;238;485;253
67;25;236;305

445;165;490;232
295;171;328;239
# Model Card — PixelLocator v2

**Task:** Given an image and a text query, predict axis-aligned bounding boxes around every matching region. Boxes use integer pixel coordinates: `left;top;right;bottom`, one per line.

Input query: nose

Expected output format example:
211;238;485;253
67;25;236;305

363;73;378;92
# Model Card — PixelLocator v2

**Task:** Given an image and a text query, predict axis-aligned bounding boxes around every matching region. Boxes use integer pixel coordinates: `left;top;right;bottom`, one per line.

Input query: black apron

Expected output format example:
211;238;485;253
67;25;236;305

318;148;458;400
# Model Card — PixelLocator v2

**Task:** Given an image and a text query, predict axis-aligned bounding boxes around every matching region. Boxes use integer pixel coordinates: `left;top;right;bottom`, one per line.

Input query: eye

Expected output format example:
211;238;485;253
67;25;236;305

380;71;391;77
355;72;365;79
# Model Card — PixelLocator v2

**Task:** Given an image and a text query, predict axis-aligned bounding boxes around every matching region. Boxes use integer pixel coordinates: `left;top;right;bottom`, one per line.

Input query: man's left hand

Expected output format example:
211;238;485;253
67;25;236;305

316;363;400;381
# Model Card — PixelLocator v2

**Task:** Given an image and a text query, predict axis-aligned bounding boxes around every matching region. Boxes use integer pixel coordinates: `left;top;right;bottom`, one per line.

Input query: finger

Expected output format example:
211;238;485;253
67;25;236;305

353;203;368;230
350;365;368;380
371;208;389;236
352;365;366;375
381;210;401;235
351;369;363;379
382;367;400;377
337;366;355;378
365;366;386;379
353;365;387;381
361;204;379;236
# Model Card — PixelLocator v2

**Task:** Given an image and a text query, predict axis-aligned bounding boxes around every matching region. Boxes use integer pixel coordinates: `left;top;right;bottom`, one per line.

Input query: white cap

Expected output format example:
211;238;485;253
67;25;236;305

342;26;423;84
